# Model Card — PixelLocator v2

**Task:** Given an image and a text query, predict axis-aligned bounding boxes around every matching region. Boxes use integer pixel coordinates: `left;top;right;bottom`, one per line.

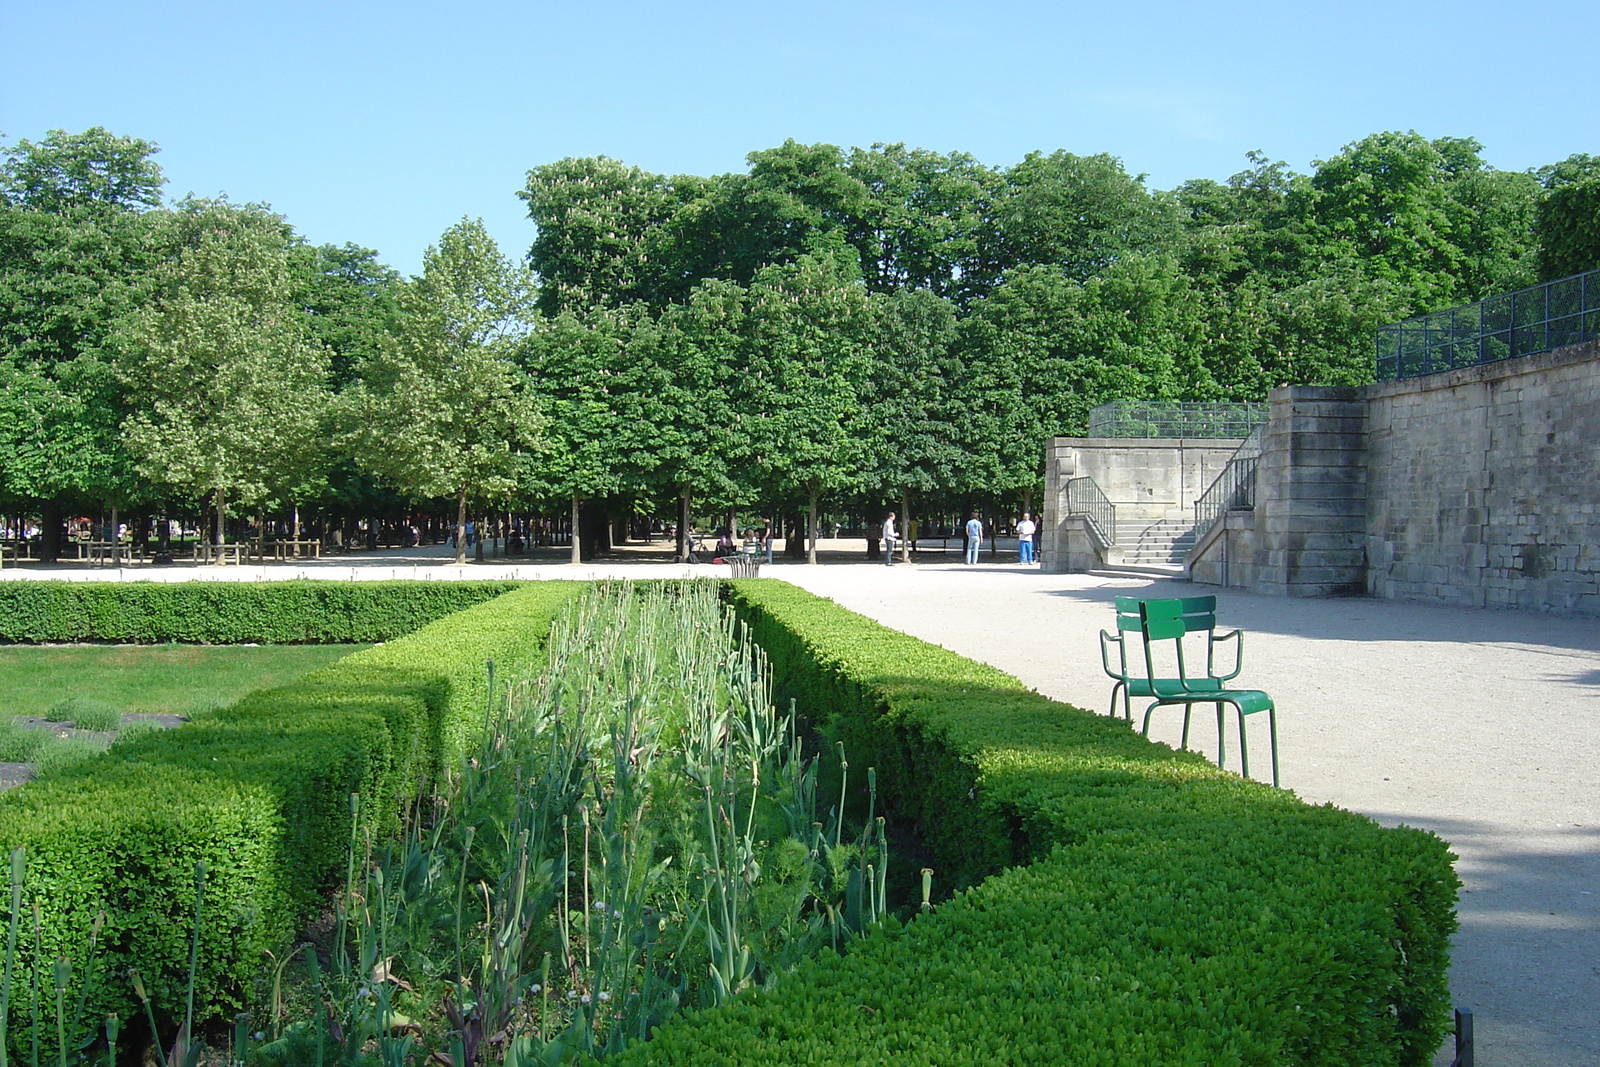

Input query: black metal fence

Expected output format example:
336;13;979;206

1087;402;1268;440
1192;427;1263;545
1065;477;1116;544
1376;267;1600;381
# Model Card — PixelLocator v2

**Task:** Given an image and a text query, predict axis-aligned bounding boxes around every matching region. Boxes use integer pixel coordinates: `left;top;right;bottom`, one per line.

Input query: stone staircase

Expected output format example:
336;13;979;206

1113;517;1197;569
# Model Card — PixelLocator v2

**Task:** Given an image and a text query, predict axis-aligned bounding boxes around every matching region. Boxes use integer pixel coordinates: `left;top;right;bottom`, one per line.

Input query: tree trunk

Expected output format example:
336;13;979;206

900;488;911;563
806;486;819;565
570;494;583;564
454;489;468;565
38;499;63;563
214;487;227;547
677;487;692;563
292;505;301;540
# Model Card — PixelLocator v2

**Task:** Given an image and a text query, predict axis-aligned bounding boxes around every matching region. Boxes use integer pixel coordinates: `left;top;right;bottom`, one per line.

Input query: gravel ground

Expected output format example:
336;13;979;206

6;540;1595;1064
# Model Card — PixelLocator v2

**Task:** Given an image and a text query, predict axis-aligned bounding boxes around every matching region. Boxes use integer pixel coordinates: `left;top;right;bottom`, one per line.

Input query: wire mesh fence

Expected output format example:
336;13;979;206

1376;268;1600;381
1087;402;1269;439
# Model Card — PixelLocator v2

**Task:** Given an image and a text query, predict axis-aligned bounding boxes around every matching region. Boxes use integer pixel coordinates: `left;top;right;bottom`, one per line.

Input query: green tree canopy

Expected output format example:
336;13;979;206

345;218;542;563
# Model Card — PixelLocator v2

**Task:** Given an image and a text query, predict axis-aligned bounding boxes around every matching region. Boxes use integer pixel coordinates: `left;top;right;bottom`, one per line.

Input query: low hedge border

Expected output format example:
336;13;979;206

0;579;525;643
0;580;584;1028
614;579;1460;1066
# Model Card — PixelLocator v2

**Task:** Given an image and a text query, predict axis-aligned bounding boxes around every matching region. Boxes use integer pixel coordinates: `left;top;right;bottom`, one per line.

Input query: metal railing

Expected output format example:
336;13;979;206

1376;267;1600;381
1192;426;1263;545
1088;401;1269;439
1065;477;1116;544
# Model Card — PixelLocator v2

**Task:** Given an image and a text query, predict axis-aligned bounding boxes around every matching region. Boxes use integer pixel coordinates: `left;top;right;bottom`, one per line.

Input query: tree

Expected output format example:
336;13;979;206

968;151;1177;300
743;253;873;563
1536;153;1600;281
632;282;750;562
860;288;963;559
0;127;164;217
116;200;331;545
0;128;167;558
521;306;639;562
345;218;542;565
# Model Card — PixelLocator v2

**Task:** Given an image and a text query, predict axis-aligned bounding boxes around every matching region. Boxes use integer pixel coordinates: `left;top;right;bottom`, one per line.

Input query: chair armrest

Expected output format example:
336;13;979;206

1099;629;1125;679
1208;628;1244;681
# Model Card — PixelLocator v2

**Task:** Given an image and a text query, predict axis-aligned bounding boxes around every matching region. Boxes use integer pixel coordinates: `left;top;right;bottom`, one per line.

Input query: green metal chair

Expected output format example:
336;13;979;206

1099;595;1244;720
1126;598;1286;790
1135;598;1279;787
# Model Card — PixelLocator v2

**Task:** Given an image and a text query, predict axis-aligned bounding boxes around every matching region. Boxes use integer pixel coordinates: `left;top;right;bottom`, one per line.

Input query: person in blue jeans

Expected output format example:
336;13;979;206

1016;512;1036;564
964;513;984;564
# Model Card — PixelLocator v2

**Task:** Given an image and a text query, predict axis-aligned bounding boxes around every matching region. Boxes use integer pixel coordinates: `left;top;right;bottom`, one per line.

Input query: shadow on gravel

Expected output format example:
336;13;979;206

1042;582;1600;655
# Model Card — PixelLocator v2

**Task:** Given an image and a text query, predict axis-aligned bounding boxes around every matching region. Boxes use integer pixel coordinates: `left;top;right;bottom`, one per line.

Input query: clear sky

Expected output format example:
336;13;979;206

4;0;1596;277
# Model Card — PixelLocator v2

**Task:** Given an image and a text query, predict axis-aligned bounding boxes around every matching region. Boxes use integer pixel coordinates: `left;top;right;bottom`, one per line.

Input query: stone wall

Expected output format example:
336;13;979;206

1252;387;1368;598
1364;340;1600;613
1056;339;1600;616
1041;437;1241;572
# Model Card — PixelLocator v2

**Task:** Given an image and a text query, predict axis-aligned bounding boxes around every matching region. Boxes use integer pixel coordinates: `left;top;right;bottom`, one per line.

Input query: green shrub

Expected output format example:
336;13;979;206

0;720;45;763
0;580;585;1037
108;717;165;750
45;696;123;731
0;580;523;644
603;579;1464;1067
30;735;110;777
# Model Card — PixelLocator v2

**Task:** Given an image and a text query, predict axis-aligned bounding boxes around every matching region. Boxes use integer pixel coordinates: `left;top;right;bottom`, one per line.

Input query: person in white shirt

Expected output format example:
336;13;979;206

1016;512;1037;564
882;511;898;565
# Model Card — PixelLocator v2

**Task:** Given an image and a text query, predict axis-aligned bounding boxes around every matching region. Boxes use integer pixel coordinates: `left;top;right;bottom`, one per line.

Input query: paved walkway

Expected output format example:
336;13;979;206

6;541;1595;1065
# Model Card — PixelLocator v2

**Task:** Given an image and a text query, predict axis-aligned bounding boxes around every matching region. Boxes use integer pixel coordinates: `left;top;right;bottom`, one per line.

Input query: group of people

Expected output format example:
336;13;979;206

709;522;773;563
880;512;1038;565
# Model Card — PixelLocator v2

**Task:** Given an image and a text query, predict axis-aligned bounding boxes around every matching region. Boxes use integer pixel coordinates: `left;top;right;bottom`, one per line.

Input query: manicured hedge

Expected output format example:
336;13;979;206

0;580;583;1028
596;579;1456;1066
0;579;524;643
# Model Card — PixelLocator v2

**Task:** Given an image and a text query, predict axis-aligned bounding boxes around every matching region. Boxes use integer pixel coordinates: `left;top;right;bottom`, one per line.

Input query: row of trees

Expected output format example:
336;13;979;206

3;128;1596;563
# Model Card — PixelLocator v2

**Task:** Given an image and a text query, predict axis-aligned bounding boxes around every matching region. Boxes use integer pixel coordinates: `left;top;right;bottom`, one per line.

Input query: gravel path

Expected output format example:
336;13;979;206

7;541;1595;1064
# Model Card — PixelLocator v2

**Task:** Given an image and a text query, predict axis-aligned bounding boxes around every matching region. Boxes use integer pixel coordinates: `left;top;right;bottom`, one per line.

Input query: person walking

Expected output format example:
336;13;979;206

964;512;984;565
882;511;899;565
1016;512;1036;564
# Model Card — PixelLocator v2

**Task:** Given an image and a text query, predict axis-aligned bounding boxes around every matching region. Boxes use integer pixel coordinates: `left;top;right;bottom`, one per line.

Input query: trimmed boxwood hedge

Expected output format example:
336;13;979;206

0;580;583;1027
0;579;525;643
589;579;1457;1066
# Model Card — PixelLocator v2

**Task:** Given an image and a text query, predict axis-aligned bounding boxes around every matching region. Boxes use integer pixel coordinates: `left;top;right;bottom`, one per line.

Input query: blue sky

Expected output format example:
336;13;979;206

4;0;1596;276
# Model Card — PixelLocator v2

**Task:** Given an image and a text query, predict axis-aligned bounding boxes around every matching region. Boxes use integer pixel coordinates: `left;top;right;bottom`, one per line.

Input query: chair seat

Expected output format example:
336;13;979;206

1127;677;1229;699
1146;682;1274;715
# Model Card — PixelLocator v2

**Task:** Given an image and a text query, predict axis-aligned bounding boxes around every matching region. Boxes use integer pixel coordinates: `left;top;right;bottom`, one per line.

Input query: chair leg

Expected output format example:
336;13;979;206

1141;702;1158;737
1236;704;1250;781
1267;705;1280;789
1109;681;1124;718
1214;702;1226;772
1180;705;1193;750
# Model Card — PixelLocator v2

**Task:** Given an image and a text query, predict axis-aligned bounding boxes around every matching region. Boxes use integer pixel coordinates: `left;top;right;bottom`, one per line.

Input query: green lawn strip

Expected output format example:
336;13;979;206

0;580;585;1032
0;644;366;719
675;578;1459;1067
0;579;524;643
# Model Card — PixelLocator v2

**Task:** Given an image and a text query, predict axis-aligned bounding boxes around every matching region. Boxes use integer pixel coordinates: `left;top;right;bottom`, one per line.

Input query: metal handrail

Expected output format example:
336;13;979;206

1192;426;1263;545
1065;477;1116;544
1375;267;1600;381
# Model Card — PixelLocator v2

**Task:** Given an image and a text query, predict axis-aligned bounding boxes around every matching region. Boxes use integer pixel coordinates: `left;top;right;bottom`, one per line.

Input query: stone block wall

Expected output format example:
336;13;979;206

1364;340;1600;614
1041;437;1242;572
1252;387;1369;598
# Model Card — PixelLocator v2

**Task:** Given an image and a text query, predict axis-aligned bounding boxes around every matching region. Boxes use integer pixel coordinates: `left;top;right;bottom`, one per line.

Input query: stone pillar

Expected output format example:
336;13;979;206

1040;439;1076;572
1253;387;1368;597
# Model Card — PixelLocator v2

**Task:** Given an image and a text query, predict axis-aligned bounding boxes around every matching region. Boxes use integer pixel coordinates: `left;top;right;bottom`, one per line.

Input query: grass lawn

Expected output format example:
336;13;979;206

0;643;369;718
